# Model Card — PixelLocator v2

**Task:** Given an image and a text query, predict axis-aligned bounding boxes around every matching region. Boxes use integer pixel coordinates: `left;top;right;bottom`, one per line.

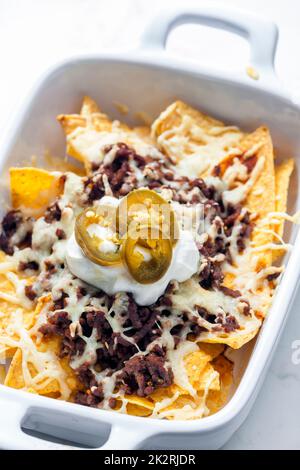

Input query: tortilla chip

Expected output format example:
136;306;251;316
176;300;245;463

126;403;153;417
4;349;23;388
271;159;295;261
218;126;276;270
0;258;37;358
196;342;225;359
152;100;228;142
274;159;294;236
207;355;233;414
149;345;221;416
151;100;243;176
201;328;259;350
241;127;276;269
57;115;86;137
2;292;79;398
158;394;199;419
149;383;180;403
0;365;6;383
57;96;113;135
10;168;63;217
112;396;154;417
124;395;154;410
185;350;220;391
5;338;79;398
58;97;157;175
80;96;102;117
58;97;135;171
4;348;61;395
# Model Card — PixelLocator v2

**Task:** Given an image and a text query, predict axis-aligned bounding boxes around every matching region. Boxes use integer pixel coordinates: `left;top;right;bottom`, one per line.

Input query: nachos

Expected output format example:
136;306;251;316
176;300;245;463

0;97;295;420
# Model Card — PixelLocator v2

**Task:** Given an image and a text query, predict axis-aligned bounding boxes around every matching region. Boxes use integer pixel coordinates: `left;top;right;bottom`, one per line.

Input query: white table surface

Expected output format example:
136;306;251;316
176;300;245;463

1;0;300;450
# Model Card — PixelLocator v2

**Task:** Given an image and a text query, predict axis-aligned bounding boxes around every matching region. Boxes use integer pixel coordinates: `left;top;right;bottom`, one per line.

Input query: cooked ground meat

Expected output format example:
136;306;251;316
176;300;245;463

75;367;103;407
117;345;173;397
19;260;39;271
24;285;37;301
243;155;257;173
85;142;216;204
1;210;23;235
61;334;86;358
53;292;69;310
0;210;32;255
39;310;71;337
219;286;242;298
218;314;240;333
44;202;62;223
223;204;242;231
55;228;66;240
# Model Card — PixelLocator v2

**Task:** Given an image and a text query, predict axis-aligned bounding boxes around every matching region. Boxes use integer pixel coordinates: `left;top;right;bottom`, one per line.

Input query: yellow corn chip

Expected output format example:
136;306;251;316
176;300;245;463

241;127;276;269
2;292;79;398
152;100;228;142
80;96;102;117
4;348;60;395
185;350;220;391
124;395;154;410
0;365;6;384
149;383;180;403
58;96;125;168
274;158;295;237
126;403;153;417
159;394;199;418
196;342;225;359
201;328;259;350
149;344;221;417
0;254;37;359
10;168;63;217
217;126;276;271
4;349;24;388
57;114;86;137
58;97;156;174
5;339;79;398
207;355;233;415
151;100;243;176
271;159;295;261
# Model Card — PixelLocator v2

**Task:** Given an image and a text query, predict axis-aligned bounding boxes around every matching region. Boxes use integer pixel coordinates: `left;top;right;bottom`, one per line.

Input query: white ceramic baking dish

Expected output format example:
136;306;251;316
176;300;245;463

1;5;300;450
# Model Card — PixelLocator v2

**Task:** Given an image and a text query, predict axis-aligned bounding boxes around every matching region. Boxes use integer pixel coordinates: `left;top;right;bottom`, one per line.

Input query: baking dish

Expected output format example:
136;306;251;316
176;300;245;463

1;5;300;450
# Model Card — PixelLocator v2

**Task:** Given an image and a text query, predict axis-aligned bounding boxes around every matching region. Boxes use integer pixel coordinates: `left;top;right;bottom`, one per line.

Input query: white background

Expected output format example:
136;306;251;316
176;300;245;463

1;0;300;450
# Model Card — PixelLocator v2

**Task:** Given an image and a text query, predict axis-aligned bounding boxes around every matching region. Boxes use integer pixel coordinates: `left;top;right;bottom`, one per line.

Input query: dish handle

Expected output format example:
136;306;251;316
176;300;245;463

0;394;154;450
141;5;280;92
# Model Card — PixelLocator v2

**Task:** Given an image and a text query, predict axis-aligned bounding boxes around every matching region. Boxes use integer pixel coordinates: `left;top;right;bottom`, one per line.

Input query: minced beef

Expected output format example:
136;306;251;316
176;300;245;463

44;202;62;223
19;260;39;271
117;345;173;397
39;311;71;337
0;210;32;255
24;285;37;301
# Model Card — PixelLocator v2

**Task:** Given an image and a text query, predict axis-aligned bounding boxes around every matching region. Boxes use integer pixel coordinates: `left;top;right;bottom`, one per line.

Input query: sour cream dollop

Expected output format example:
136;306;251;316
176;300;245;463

66;197;200;305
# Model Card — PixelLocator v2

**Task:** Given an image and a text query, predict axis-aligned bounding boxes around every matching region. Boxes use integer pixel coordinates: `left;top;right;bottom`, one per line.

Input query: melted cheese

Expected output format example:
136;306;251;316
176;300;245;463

154;114;242;177
167;341;199;397
222;157;265;206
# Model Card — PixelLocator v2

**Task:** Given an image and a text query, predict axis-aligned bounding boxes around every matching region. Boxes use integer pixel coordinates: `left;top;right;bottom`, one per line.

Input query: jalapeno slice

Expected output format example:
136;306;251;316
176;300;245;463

122;225;172;284
117;189;179;244
75;206;122;266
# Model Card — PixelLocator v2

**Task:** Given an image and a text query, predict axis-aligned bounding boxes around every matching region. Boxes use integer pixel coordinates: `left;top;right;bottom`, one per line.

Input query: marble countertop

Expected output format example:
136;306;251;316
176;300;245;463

1;0;300;450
